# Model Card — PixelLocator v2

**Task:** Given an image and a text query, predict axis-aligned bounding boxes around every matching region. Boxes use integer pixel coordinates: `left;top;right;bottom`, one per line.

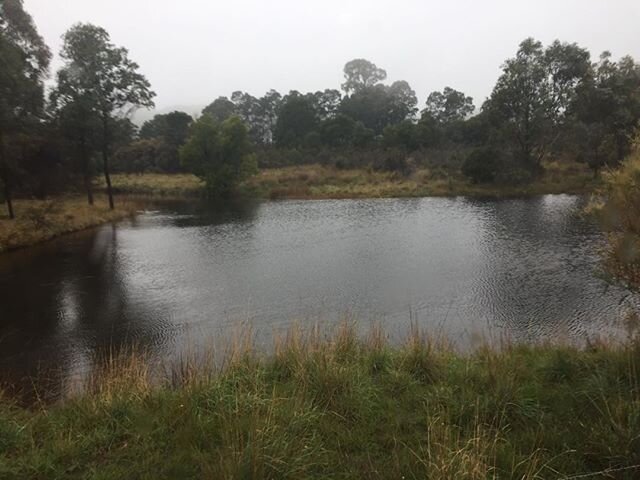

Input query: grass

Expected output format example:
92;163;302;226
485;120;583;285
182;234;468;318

1;324;639;479
0;196;142;253
244;160;599;199
102;161;598;201
106;173;205;197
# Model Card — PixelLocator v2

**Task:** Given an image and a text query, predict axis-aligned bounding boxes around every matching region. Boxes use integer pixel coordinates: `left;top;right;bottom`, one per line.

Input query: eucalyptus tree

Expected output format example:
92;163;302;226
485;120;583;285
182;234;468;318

139;111;192;171
485;38;590;175
341;59;387;94
423;87;475;124
55;23;155;209
0;0;51;218
202;96;236;122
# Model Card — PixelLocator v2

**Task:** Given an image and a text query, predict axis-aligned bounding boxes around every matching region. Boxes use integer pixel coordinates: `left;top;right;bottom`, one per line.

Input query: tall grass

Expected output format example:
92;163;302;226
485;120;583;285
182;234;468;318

243;160;597;200
1;323;639;479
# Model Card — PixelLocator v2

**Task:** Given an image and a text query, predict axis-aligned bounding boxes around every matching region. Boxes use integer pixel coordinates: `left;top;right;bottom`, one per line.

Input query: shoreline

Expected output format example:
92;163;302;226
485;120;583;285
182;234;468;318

1;164;598;254
0;197;144;255
1;326;637;478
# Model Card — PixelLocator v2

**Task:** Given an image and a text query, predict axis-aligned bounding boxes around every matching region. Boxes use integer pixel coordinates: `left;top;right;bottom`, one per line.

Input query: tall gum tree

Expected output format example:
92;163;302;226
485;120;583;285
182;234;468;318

0;0;51;219
55;23;155;209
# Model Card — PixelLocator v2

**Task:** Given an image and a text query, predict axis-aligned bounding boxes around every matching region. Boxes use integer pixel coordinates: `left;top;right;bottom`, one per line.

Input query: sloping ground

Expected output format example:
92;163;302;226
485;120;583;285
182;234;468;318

1;327;638;479
0;197;141;253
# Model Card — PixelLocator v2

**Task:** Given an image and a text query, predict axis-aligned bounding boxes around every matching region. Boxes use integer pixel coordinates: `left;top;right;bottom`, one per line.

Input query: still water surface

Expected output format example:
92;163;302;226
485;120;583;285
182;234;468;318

0;196;636;397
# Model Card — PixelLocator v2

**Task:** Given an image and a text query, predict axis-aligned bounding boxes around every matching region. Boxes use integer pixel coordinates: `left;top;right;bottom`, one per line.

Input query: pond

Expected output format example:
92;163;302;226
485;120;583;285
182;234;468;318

0;196;636;398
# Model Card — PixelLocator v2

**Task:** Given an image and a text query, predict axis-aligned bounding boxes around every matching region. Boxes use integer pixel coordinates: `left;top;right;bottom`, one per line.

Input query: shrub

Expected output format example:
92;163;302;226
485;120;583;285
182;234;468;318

180;115;257;197
461;147;504;184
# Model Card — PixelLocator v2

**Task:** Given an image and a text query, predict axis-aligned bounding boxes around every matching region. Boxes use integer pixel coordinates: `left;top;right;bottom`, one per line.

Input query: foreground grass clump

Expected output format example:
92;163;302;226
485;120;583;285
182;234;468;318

243;160;598;199
0;197;141;253
1;325;639;479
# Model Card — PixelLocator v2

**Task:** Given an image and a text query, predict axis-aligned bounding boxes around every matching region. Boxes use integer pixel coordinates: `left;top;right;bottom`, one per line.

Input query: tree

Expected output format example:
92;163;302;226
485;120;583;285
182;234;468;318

139;111;192;171
485;38;590;175
382;121;421;151
312;89;342;120
51;96;101;204
462;147;504;184
274;92;319;147
57;23;155;209
341;59;387;94
114;138;172;174
202;97;236;122
180;115;257;196
0;0;51;218
423;87;474;124
570;52;640;174
388;81;419;123
319;114;357;147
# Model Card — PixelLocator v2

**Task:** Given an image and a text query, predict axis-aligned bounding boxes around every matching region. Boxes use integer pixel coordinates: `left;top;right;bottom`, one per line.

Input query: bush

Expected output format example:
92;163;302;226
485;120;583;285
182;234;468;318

375;150;415;177
180;115;257;197
462;147;504;183
594;134;640;290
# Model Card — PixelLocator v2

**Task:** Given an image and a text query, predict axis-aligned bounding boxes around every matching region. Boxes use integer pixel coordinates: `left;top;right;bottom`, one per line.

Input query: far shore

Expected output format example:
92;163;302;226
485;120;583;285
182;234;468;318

0;162;599;254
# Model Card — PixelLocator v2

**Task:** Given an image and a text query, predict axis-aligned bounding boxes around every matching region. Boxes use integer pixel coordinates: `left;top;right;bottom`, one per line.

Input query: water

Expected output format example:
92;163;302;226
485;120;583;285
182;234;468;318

0;195;636;398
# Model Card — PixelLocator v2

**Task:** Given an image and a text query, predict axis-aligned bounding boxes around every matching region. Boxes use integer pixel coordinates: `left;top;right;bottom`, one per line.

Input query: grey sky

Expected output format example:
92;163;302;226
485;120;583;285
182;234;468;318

23;0;640;117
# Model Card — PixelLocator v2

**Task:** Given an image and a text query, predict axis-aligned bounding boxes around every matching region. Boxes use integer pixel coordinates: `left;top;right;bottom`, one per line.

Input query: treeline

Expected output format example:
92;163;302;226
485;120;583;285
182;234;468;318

0;1;154;219
2;0;640;218
97;40;640;185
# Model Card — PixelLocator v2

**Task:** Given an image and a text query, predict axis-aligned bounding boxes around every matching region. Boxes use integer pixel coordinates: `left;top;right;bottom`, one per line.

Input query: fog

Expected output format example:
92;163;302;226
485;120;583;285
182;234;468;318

24;0;640;118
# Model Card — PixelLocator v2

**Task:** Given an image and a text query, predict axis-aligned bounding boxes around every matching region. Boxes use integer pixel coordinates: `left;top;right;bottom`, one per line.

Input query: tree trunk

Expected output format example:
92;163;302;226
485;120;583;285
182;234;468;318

81;139;94;205
4;183;14;220
0;131;14;219
102;116;114;210
84;171;94;206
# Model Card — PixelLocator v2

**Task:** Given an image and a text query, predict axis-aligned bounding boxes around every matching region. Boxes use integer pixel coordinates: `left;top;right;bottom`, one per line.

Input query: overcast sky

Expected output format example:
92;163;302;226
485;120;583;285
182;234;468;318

23;0;640;118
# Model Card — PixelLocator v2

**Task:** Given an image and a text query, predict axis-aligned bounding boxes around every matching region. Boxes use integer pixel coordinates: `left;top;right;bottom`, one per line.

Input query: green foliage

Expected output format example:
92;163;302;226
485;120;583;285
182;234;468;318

202;96;236;122
139;111;193;172
486;38;591;174
52;22;155;208
341;58;387;94
114;138;172;174
0;0;51;217
274;92;319;147
423;87;475;124
462;147;505;184
180;115;257;196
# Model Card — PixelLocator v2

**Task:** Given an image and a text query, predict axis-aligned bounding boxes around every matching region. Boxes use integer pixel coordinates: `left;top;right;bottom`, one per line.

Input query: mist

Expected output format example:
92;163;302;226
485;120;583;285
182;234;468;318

23;0;640;118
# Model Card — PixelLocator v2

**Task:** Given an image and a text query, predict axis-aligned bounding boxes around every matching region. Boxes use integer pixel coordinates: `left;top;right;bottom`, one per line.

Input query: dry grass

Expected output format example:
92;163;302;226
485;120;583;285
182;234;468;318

97;161;597;202
106;173;204;197
244;161;598;200
0;196;142;253
592;139;640;290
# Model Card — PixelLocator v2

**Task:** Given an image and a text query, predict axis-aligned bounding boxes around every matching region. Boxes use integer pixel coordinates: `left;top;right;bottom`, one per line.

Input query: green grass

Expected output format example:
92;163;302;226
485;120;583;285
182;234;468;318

1;324;639;479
